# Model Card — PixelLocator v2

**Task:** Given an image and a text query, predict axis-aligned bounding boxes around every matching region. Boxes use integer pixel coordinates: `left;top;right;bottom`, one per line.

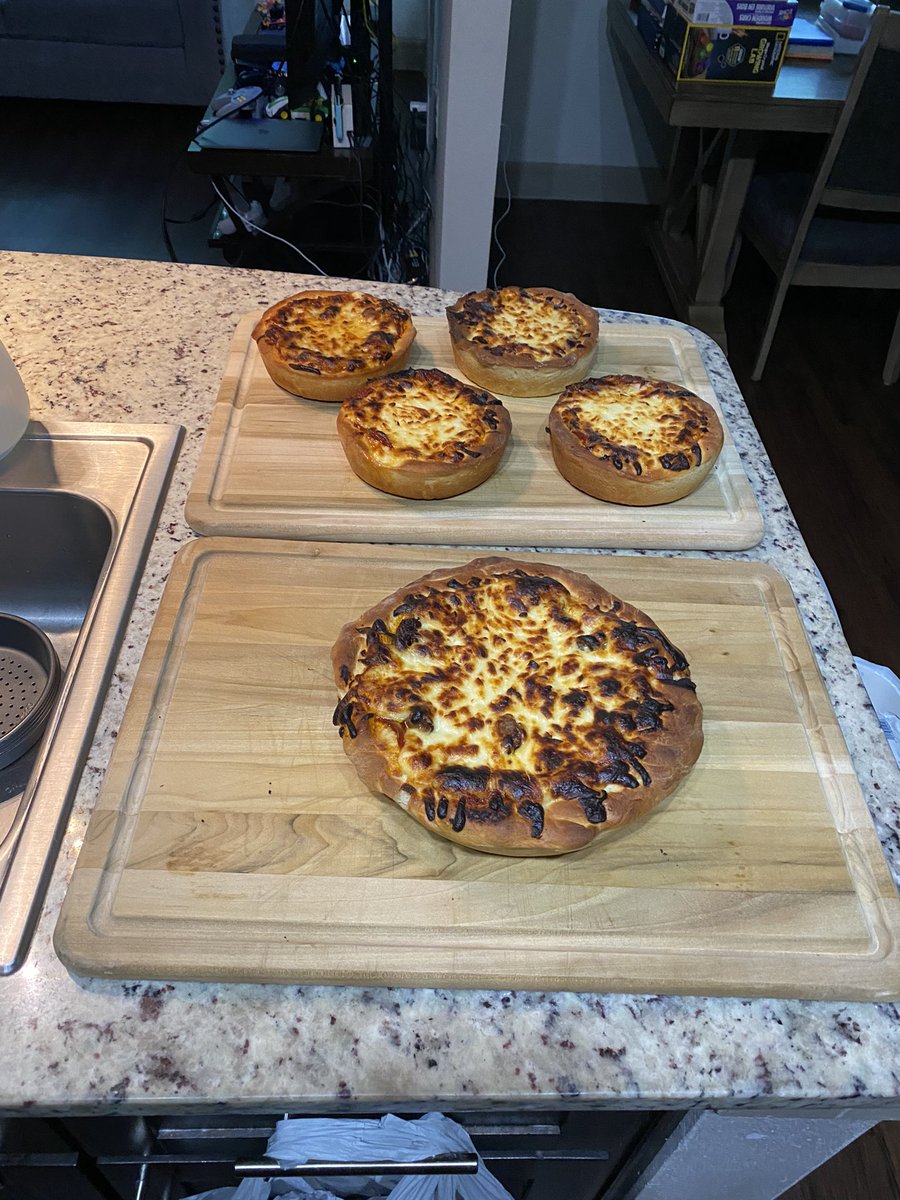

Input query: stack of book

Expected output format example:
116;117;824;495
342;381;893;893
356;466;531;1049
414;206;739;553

637;0;797;82
786;15;836;58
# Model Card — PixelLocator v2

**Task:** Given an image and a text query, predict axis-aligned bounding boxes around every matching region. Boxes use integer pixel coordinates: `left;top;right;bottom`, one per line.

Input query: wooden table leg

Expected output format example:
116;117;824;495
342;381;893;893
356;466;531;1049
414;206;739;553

661;128;700;236
647;127;761;353
644;221;731;350
695;128;761;308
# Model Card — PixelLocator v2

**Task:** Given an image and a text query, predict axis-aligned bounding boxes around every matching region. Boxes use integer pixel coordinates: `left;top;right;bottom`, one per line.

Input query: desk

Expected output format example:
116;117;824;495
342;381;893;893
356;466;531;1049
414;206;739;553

185;2;390;267
189;118;369;184
608;0;854;348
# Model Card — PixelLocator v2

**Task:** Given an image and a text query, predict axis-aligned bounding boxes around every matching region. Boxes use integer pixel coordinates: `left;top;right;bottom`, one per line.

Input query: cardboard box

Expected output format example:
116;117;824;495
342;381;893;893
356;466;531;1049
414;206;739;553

661;5;789;82
672;0;797;26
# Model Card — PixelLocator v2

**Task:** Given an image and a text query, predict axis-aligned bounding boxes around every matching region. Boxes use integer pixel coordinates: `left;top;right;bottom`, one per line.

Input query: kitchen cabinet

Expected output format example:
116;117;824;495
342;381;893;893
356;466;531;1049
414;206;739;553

0;1111;654;1200
0;1118;117;1200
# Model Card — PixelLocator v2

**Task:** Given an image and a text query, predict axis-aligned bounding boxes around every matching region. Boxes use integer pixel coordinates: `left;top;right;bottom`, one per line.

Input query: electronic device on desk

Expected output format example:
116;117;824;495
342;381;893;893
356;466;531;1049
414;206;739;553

232;0;344;105
194;116;324;152
230;0;360;145
201;85;264;125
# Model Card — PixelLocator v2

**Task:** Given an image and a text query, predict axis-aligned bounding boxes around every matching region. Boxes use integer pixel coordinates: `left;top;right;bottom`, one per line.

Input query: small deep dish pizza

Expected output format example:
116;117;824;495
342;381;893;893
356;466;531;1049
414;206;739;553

332;556;703;857
251;290;416;402
548;374;724;506
445;286;599;397
336;367;511;500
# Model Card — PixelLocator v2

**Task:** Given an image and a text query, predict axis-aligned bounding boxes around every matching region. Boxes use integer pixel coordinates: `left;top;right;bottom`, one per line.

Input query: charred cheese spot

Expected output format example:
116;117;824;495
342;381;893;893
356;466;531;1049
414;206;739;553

258;292;410;374
558;375;718;475
335;567;693;838
448;287;594;364
340;368;506;465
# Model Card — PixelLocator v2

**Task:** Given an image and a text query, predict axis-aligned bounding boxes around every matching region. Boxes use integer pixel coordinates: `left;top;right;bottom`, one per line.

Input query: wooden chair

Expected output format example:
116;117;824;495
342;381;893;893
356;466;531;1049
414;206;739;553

741;5;900;384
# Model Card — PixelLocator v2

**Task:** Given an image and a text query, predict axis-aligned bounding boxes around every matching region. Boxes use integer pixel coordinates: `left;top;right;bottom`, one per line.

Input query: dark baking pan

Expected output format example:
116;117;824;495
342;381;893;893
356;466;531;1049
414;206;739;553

0;613;61;771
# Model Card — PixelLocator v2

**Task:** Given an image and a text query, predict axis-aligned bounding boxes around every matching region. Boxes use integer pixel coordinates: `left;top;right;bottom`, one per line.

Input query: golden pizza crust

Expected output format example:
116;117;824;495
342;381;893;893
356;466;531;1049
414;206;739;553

549;375;725;505
336;368;512;500
445;287;599;397
332;556;703;857
251;289;416;402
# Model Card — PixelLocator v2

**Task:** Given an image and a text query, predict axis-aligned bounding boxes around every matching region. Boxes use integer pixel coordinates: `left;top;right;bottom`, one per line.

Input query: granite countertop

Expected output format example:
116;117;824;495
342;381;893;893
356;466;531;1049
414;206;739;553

0;250;898;1118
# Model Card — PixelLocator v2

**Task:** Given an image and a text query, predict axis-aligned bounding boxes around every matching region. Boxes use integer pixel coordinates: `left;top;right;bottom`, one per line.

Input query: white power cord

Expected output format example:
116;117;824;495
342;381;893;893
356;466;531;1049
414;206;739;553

210;178;327;276
492;123;513;289
217;199;266;236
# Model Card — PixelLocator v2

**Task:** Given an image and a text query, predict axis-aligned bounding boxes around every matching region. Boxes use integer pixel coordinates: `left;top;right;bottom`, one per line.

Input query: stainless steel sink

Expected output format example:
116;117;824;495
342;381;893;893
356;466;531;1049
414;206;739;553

0;492;112;819
0;420;183;974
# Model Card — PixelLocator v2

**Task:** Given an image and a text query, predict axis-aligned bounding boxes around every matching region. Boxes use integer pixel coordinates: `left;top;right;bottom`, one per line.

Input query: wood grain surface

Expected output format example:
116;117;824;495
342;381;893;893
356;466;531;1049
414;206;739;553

54;540;900;998
184;315;764;550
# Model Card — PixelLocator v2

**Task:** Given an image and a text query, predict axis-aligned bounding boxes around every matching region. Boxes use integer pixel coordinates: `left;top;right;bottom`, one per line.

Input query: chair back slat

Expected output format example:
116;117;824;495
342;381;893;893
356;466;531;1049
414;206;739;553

828;30;900;201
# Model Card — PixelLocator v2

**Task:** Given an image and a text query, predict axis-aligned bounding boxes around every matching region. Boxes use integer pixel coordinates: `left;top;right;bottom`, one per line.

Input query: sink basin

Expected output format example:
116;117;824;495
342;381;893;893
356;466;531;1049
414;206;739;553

0;492;112;818
0;420;182;974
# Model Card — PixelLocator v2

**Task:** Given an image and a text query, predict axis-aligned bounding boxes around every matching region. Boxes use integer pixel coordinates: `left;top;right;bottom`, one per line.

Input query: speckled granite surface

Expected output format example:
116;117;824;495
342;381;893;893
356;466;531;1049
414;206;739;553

0;250;898;1117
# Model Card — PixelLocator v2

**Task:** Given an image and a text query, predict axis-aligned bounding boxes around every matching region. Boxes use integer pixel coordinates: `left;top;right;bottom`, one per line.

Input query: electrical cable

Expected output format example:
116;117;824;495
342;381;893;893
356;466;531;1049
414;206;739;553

345;130;370;251
160;91;266;263
161;147;219;263
379;99;432;284
361;0;376;41
352;27;426;286
210;177;327;274
491;124;513;289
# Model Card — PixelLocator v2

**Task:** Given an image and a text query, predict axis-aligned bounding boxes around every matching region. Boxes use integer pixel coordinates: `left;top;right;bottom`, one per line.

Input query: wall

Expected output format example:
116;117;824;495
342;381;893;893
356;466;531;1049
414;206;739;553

393;0;428;40
429;0;513;289
391;0;668;206
425;0;664;288
499;0;671;204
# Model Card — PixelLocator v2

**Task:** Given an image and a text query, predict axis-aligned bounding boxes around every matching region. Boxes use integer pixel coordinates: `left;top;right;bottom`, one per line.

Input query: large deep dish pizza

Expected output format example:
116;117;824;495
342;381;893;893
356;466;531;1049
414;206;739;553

548;374;725;505
332;556;703;856
445;286;599;397
252;290;416;402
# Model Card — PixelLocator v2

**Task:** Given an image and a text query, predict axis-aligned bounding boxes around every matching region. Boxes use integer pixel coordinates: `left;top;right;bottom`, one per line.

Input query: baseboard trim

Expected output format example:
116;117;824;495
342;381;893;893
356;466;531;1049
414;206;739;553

497;161;663;205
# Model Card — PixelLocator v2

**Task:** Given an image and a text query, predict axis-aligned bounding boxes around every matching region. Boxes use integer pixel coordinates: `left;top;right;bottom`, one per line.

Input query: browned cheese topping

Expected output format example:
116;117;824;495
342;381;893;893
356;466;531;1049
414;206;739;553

340;368;506;465
257;292;411;376
448;287;595;364
333;568;695;840
558;375;716;475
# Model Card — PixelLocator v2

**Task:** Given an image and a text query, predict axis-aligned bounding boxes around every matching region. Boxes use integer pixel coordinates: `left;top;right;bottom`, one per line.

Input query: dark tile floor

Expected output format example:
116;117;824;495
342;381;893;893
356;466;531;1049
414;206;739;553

0;100;217;264
0;97;897;1200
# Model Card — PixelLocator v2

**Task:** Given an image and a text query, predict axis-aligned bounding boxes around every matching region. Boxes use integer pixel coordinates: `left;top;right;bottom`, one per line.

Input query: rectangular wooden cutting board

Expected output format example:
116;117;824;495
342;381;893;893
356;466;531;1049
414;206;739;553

185;316;763;550
55;540;900;999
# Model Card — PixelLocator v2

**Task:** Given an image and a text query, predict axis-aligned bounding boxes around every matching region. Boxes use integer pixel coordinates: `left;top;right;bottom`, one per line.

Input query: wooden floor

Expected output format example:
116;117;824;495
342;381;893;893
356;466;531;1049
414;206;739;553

0;99;897;1200
0;100;220;265
780;1122;900;1200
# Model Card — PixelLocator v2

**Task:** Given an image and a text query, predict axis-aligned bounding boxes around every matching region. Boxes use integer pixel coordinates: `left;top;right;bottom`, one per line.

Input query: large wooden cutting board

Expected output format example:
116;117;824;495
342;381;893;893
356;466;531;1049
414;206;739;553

55;540;900;999
185;316;763;550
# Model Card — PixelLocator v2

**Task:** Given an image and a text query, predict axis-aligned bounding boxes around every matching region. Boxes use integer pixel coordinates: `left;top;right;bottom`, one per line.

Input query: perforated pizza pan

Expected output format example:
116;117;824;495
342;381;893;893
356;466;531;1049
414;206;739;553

0;613;61;771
